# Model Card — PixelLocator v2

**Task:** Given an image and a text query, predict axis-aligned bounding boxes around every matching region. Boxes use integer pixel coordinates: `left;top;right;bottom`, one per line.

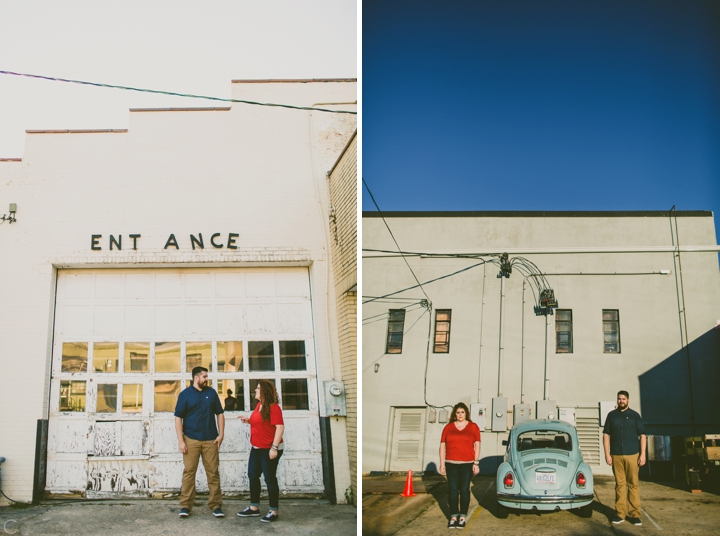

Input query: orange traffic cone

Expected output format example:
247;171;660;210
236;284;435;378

401;470;416;497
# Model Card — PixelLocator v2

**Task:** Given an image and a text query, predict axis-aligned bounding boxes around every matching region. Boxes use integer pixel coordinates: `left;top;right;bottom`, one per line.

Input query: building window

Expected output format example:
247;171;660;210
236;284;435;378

249;341;275;371
555;309;573;353
280;341;307;371
433;310;452;353
603;309;621;353
281;378;310;410
386;310;406;354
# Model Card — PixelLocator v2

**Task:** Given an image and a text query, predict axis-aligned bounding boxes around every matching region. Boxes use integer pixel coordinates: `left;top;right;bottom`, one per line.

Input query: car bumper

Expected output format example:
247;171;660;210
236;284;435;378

497;492;594;510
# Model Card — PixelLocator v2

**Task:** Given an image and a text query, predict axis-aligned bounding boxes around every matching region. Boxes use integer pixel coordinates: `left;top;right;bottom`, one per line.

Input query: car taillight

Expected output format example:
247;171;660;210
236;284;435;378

503;472;514;488
577;472;586;487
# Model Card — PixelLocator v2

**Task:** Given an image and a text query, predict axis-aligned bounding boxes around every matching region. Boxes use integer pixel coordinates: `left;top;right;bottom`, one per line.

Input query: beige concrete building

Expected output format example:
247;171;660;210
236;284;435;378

362;211;720;477
0;79;356;504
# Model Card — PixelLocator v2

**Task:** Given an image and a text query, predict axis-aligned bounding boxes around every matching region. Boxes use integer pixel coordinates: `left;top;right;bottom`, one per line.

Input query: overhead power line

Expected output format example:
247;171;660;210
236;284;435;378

362;177;431;305
0;70;357;115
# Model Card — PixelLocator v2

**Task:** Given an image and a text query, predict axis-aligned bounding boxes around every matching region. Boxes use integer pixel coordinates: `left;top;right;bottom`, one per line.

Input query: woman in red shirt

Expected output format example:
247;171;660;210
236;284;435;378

237;380;285;523
439;402;481;529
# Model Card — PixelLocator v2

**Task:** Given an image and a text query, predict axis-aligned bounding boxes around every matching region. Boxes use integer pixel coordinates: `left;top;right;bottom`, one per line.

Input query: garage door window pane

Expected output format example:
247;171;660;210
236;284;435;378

122;384;143;413
218;379;243;411
249;341;275;371
154;380;181;412
186;342;212;371
218;341;243;372
155;342;181;373
249;379;275;410
280;341;306;371
59;380;86;412
93;342;118;373
62;342;88;373
281;378;309;410
97;384;117;413
125;343;149;373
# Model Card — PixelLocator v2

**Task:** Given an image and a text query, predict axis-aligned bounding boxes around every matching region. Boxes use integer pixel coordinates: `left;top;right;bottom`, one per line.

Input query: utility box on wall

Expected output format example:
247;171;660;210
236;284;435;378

514;404;532;425
600;401;615;426
536;400;557;420
323;381;347;416
492;397;508;432
558;407;576;426
470;403;487;430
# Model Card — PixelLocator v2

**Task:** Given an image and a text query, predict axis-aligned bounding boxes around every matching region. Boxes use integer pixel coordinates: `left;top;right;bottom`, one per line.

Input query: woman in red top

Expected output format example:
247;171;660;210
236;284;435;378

237;380;285;523
439;402;481;529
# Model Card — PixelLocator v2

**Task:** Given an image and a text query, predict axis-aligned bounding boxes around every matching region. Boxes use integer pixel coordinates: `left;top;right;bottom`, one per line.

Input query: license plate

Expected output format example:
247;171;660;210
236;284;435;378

535;473;556;485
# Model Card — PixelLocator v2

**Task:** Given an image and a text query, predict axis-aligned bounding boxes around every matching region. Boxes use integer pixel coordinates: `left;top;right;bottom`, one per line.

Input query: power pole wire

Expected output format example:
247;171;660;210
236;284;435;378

0;70;357;115
362;177;431;305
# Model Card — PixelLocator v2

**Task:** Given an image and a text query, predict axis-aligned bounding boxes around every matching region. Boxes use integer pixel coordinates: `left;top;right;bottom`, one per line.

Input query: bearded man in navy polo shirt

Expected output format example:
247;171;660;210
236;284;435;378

174;366;225;518
603;390;646;526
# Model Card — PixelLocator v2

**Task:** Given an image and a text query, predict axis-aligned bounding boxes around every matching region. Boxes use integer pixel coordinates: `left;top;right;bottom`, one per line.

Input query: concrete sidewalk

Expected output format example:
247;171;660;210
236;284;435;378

0;499;356;535
363;473;720;535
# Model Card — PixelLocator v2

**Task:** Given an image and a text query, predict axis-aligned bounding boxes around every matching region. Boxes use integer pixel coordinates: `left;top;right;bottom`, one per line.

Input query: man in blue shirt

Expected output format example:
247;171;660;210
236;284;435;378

603;390;646;526
175;366;225;518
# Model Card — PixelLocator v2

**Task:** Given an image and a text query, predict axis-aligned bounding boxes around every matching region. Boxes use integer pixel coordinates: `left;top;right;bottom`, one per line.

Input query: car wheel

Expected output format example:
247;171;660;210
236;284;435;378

579;503;592;518
497;504;509;519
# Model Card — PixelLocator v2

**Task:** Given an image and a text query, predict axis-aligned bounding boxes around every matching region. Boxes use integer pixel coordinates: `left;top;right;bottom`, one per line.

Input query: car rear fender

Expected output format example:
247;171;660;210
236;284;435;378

496;461;520;495
570;461;594;495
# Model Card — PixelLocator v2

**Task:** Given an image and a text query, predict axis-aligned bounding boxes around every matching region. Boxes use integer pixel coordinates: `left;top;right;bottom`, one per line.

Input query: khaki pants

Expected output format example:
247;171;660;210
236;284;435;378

179;436;222;511
612;454;641;518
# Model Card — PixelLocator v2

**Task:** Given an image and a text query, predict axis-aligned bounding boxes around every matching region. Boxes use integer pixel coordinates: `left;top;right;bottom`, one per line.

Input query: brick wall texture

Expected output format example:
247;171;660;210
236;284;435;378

328;133;357;503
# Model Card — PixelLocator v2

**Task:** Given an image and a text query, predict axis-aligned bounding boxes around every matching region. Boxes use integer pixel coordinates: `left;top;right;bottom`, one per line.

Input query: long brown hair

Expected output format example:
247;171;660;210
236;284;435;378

257;379;279;422
449;402;472;423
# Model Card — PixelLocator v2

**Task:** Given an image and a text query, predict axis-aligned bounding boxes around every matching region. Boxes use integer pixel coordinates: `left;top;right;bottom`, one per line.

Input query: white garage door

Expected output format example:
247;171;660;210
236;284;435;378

46;268;323;498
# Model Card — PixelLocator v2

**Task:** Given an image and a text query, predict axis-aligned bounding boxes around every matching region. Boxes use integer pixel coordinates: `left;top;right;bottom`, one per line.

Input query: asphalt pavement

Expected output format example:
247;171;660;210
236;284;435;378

362;473;720;535
0;498;356;535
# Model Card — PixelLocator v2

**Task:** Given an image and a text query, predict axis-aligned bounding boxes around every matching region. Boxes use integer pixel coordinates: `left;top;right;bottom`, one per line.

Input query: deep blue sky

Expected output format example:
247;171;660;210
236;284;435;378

362;0;720;243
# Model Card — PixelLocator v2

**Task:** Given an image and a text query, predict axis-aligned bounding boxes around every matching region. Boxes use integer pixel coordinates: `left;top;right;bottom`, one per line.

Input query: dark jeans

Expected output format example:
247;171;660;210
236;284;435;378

446;462;473;516
248;447;283;510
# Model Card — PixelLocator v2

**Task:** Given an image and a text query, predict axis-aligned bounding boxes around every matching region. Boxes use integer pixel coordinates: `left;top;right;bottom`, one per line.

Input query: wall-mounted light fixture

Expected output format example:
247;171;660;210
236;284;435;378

374;363;380;373
1;203;17;223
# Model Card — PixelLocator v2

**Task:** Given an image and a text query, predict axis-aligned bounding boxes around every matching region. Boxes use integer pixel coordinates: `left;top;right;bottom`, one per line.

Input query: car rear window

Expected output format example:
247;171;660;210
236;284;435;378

517;430;572;451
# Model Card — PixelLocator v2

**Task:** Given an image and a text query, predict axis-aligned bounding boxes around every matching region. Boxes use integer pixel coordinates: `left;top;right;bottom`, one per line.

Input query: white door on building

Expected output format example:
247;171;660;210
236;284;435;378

388;408;426;472
46;268;324;498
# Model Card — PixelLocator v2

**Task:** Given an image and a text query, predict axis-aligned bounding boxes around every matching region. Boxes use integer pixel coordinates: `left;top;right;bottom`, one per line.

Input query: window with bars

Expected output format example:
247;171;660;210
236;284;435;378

386;310;406;354
433;309;452;353
555;309;573;353
603;309;621;353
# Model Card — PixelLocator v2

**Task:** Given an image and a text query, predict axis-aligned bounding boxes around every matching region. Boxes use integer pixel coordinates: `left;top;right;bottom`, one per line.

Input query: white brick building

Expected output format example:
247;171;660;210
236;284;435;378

0;79;356;504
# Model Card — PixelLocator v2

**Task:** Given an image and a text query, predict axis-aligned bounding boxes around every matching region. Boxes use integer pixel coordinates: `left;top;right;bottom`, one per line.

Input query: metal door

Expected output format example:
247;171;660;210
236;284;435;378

388;408;426;472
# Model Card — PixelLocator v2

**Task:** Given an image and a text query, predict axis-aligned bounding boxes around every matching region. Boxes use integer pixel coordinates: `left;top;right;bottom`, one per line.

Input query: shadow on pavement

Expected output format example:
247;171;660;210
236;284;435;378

421;469;450;520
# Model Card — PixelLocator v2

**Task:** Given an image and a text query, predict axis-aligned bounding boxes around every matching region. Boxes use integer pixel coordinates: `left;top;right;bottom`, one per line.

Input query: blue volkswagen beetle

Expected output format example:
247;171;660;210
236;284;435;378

496;419;594;518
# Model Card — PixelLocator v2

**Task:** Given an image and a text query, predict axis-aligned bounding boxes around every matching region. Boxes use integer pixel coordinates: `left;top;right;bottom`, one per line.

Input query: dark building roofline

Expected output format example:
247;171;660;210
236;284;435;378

231;78;356;84
363;210;713;218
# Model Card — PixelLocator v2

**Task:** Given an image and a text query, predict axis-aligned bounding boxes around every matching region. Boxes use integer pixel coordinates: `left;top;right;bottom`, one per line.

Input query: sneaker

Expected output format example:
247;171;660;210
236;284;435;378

260;512;279;523
456;518;466;529
611;515;625;524
179;508;190;518
213;508;225;518
237;507;261;517
627;517;642;526
447;517;457;529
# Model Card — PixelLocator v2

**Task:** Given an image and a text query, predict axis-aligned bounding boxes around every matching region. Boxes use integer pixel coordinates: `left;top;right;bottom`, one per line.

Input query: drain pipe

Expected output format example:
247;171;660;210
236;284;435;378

521;280;526;405
543;313;550;400
476;263;487;403
498;272;507;398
